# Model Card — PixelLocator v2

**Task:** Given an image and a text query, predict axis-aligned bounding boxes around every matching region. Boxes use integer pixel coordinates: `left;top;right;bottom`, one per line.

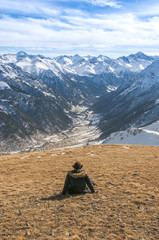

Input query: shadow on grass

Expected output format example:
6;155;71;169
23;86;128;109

40;195;71;201
40;193;88;201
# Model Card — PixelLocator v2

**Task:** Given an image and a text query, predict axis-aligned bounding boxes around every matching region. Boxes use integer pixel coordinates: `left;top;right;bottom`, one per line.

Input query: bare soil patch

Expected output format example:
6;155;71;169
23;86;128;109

0;145;159;239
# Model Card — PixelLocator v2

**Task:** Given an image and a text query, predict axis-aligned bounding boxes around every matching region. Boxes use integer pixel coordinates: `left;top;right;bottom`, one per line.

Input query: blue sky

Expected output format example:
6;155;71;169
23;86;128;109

1;0;159;57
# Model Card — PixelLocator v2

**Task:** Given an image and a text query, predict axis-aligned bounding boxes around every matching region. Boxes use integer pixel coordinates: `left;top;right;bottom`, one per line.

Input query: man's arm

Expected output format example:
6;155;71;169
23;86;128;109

62;174;70;195
85;174;95;193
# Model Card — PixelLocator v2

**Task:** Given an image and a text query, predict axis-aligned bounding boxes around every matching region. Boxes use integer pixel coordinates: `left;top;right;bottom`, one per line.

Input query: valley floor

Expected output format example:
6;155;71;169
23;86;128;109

28;106;102;152
0;145;159;240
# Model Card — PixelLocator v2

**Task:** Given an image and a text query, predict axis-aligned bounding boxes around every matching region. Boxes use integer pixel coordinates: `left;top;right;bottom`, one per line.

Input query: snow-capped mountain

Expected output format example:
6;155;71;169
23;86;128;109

93;59;159;141
2;51;156;77
103;120;159;146
55;51;159;76
0;51;159;153
0;52;112;104
1;51;65;77
0;61;72;153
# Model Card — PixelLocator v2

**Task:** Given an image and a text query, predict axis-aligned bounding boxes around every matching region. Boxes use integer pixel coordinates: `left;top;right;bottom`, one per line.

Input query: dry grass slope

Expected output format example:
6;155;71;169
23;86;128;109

0;145;159;240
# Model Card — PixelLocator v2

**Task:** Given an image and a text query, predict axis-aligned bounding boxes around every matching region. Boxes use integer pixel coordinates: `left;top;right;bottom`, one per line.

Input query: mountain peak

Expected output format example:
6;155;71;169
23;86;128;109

17;51;28;57
128;52;152;60
73;54;82;59
98;54;109;59
118;56;130;63
135;51;146;57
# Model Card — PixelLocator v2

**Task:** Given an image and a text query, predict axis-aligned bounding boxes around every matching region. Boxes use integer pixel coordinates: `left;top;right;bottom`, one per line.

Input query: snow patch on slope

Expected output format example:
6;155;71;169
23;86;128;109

107;85;118;92
0;82;11;90
103;121;159;146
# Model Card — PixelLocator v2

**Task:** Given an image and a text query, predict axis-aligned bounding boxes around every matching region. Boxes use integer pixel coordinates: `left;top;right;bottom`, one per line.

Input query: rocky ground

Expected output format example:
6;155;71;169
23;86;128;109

0;145;159;239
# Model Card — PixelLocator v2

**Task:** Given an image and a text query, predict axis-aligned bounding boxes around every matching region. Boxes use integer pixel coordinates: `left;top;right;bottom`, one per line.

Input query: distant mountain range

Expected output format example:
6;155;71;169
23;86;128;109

0;51;159;153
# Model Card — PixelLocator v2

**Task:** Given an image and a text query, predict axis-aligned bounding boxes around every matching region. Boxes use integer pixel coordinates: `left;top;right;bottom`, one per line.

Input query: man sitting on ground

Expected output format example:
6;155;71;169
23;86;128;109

61;161;96;195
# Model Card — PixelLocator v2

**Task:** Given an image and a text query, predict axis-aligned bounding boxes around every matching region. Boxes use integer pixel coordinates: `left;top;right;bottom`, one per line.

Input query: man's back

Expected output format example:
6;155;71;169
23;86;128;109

62;167;95;195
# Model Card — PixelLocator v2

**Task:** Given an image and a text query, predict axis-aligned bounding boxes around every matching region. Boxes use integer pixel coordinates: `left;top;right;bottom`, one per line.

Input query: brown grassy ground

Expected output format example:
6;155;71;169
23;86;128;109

0;144;159;240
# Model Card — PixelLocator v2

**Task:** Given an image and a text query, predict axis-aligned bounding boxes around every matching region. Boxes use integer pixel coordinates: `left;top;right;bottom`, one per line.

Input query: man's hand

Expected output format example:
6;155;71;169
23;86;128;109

55;191;63;197
95;189;100;193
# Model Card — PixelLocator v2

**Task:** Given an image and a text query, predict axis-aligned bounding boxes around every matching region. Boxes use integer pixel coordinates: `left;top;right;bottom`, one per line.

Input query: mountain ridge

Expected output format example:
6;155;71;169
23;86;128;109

0;51;159;153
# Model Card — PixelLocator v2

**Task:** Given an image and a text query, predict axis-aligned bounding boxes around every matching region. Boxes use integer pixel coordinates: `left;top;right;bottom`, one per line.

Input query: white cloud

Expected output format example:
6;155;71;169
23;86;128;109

85;0;122;8
1;0;159;57
1;13;159;55
0;0;60;17
131;1;159;17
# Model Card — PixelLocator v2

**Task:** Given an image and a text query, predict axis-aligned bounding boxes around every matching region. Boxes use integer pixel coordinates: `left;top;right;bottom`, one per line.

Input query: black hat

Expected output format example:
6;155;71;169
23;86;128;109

72;161;83;169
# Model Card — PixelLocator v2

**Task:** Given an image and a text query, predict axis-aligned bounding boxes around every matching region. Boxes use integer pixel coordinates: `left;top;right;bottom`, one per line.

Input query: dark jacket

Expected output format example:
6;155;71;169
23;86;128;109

62;169;95;195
